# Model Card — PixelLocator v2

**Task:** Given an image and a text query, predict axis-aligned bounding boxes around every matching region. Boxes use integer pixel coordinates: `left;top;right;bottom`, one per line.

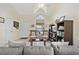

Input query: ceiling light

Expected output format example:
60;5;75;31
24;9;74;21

38;3;45;8
33;3;47;14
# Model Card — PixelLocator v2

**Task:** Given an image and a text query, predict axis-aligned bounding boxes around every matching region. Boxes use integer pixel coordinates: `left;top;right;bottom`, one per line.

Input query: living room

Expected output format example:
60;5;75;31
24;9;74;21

0;3;79;55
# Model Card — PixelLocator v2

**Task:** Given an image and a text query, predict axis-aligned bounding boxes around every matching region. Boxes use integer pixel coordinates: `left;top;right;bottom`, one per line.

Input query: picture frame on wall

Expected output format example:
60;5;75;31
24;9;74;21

0;17;5;23
13;21;19;29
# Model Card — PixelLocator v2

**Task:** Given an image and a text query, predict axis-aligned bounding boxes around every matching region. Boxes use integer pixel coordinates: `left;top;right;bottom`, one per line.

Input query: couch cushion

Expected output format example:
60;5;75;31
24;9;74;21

8;41;26;48
26;42;31;46
24;46;54;55
57;46;79;55
45;42;51;47
32;42;44;46
0;47;23;55
39;46;54;55
24;46;40;55
51;42;69;55
51;42;69;47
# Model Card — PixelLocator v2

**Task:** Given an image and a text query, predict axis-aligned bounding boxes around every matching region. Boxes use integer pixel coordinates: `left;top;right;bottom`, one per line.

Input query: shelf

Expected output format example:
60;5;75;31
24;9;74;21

58;30;64;31
49;23;57;41
56;20;73;45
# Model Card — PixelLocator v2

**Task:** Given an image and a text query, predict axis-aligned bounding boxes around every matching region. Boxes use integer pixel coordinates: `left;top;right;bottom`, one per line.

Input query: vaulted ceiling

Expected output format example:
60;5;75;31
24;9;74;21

0;3;78;21
10;3;61;16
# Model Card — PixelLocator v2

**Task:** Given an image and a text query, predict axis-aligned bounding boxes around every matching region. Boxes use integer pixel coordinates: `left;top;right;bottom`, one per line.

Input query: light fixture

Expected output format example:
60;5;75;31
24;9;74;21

33;3;47;14
38;3;45;8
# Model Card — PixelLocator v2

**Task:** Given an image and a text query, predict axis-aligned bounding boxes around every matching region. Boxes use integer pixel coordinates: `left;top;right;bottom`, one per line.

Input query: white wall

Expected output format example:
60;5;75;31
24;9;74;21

0;4;19;46
73;4;79;45
19;18;30;37
0;23;5;46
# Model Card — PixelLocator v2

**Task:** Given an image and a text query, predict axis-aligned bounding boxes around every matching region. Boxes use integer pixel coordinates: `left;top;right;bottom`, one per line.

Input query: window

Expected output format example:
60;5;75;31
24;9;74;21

36;14;44;20
36;14;44;36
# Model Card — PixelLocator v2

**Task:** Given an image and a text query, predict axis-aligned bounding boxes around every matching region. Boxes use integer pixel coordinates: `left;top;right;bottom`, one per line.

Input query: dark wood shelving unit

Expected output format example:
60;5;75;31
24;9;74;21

57;20;73;45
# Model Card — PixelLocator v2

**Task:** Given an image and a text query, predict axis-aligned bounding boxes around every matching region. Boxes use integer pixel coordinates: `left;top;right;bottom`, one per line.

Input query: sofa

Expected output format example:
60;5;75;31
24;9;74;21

51;42;69;55
23;46;54;55
0;46;54;55
51;42;79;55
56;46;79;55
0;41;54;55
0;47;23;55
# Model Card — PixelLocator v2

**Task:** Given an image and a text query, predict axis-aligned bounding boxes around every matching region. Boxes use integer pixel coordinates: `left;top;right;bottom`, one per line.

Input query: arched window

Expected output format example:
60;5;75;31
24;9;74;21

36;14;44;36
36;14;44;20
